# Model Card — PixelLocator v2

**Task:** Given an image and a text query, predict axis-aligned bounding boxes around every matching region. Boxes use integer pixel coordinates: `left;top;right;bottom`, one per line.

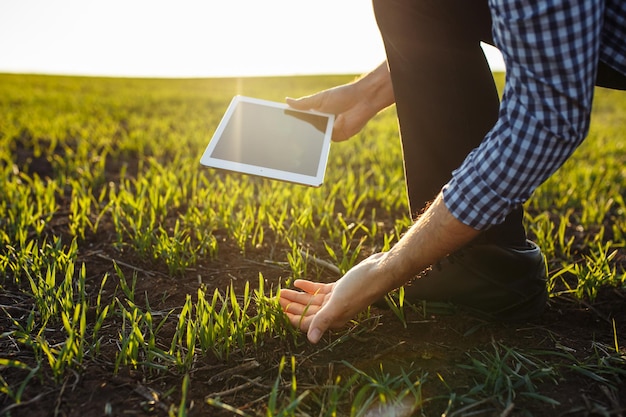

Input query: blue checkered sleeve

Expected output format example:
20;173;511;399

443;0;626;230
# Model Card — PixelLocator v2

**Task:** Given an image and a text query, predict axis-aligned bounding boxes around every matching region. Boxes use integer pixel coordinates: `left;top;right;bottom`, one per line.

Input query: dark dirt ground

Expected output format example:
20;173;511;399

2;236;625;417
1;154;626;417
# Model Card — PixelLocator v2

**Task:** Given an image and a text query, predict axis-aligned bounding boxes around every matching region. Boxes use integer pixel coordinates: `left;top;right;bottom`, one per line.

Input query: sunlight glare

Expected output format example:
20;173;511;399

0;0;388;78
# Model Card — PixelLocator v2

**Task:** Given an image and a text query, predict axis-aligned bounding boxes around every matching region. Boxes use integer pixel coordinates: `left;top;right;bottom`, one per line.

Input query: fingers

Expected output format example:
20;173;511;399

278;282;328;315
286;88;370;142
287;94;350;141
307;300;350;344
279;280;332;334
284;311;314;332
278;290;323;316
286;94;325;111
282;300;335;344
292;279;334;295
281;301;322;316
279;289;320;332
307;315;328;344
279;280;338;343
331;115;348;142
279;281;329;303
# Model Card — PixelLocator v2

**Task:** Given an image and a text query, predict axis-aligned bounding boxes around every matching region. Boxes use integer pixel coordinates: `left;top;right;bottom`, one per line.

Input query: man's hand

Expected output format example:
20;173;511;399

278;280;334;337
278;194;481;344
279;253;389;344
286;62;394;142
287;85;374;142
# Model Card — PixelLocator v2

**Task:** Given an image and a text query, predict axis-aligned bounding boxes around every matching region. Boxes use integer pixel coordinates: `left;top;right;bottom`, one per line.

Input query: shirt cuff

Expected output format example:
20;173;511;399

442;151;518;230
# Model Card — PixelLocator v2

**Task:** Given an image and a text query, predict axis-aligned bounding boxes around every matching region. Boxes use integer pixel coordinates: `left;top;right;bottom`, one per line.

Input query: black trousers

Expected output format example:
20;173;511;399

372;0;626;247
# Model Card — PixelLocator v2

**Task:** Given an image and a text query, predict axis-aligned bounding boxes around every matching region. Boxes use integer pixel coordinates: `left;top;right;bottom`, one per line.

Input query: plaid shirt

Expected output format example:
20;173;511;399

443;0;626;230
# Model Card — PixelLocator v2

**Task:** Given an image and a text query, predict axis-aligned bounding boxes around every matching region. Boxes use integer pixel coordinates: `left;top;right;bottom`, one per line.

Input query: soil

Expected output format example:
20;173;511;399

1;156;625;417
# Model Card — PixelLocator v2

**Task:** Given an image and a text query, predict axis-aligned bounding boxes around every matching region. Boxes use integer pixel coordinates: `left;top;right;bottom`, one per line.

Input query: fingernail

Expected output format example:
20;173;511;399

308;328;321;344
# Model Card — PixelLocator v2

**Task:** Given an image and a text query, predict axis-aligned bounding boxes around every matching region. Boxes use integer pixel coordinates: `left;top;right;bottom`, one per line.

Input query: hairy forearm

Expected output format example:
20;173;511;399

356;65;480;289
283;192;481;344
375;193;480;293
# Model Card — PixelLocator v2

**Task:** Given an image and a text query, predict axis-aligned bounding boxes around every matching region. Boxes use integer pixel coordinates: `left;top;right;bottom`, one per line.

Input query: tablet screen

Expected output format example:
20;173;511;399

200;96;334;187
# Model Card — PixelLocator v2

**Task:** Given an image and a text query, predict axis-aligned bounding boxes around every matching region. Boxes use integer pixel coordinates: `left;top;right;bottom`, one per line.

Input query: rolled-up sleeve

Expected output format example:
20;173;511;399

443;0;604;230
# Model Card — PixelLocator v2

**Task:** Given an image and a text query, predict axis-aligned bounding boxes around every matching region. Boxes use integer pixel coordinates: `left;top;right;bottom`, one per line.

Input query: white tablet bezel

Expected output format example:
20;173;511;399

200;95;335;187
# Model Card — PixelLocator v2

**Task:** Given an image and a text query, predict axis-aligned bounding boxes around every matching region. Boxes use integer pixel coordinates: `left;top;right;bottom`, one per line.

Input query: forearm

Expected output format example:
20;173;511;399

352;61;395;115
375;193;480;294
283;192;480;344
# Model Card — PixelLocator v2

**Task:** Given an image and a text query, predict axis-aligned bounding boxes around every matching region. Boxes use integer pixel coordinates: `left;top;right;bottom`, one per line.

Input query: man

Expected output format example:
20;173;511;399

279;0;626;344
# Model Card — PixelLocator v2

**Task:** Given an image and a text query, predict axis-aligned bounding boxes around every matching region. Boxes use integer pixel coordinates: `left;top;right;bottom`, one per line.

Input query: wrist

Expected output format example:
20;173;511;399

353;62;395;114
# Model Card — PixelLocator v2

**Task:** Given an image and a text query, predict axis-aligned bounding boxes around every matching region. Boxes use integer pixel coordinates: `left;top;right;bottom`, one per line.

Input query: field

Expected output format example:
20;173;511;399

0;73;625;416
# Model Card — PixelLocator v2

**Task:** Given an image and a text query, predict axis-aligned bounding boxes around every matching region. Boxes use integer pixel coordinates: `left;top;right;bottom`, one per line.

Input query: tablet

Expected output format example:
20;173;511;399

200;95;335;187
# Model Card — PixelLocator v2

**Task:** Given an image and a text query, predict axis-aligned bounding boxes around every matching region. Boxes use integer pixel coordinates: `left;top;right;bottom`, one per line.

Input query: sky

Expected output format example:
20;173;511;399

0;0;504;78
